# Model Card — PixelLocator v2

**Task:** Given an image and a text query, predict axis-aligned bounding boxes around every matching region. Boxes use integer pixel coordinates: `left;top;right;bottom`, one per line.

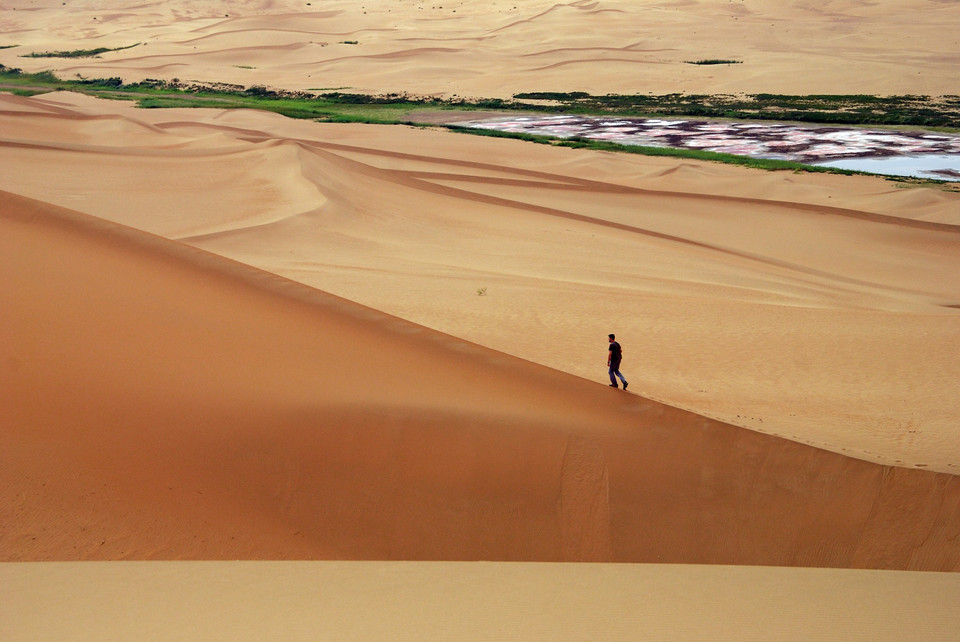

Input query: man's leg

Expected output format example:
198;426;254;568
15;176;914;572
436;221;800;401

613;367;627;389
608;366;619;387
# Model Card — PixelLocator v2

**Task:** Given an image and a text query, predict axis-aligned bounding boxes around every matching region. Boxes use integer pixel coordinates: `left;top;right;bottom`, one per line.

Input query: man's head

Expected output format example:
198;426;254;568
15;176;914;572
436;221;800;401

608;334;615;341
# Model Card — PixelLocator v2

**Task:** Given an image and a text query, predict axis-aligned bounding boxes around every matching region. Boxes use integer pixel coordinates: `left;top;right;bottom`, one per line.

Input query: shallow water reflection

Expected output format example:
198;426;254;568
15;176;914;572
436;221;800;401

459;115;960;181
812;154;960;181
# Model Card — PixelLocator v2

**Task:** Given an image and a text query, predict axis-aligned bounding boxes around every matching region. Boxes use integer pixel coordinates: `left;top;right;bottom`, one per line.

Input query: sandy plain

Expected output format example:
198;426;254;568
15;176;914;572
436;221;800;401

3;0;960;639
3;0;960;97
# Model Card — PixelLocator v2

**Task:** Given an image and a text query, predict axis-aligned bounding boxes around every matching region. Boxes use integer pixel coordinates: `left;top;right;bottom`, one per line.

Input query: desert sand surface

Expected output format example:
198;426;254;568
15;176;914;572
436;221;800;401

3;90;960;475
5;562;960;641
5;185;960;567
3;0;960;637
2;0;959;97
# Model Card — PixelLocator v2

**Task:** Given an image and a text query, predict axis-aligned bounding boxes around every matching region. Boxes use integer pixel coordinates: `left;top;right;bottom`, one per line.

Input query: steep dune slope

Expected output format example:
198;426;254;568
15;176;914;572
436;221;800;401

3;92;959;475
3;191;959;569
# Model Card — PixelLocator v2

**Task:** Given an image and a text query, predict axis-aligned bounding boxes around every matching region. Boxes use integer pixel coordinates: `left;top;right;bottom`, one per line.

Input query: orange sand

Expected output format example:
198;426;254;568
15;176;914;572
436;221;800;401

3;91;959;476
3;181;959;567
2;0;960;636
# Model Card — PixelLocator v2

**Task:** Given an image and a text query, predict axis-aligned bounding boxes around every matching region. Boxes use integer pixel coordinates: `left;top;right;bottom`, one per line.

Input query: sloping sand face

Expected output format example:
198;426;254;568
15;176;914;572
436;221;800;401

2;0;959;97
3;92;959;477
3;189;960;569
2;0;960;590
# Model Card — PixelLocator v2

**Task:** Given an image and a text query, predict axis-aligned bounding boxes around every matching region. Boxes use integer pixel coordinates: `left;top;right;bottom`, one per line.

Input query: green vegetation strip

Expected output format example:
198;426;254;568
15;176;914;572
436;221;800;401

1;65;957;180
686;59;742;65
511;92;960;129
22;43;141;58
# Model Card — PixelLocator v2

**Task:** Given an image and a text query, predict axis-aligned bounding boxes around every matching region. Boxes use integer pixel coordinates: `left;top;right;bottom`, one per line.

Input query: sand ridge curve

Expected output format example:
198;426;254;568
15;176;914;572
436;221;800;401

3;91;959;476
3;190;960;569
4;1;960;635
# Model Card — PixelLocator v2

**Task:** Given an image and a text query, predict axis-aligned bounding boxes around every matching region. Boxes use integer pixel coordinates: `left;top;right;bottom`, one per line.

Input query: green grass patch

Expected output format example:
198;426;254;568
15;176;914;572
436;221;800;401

21;43;141;59
5;87;45;96
6;65;955;130
1;65;955;182
511;91;960;129
0;68;61;85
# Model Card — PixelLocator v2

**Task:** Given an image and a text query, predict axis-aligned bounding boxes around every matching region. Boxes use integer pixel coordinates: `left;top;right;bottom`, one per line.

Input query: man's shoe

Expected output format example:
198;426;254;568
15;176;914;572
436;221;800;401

623;382;628;390
609;383;618;388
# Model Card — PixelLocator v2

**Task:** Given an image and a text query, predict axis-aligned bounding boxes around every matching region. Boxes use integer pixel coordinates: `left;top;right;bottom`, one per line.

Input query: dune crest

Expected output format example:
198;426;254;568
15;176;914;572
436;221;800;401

3;92;959;476
3;190;959;569
4;1;960;634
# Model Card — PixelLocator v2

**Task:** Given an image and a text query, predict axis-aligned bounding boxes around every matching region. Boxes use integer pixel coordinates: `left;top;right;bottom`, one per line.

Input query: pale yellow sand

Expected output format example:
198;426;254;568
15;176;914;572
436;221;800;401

4;562;960;641
2;0;958;97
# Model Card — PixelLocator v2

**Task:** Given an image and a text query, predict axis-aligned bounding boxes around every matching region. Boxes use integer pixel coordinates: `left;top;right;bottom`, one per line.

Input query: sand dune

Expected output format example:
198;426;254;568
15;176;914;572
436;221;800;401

3;0;959;97
3;92;959;476
3;189;960;569
3;1;960;635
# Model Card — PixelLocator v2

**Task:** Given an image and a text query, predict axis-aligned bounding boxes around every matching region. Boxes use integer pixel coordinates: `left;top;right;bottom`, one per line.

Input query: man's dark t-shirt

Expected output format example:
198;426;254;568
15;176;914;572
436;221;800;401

609;341;622;367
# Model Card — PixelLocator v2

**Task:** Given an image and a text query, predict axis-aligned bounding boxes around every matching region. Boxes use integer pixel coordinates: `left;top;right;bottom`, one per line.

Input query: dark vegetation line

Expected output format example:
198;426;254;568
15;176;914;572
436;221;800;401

511;92;960;129
21;43;141;58
686;59;743;65
1;65;957;181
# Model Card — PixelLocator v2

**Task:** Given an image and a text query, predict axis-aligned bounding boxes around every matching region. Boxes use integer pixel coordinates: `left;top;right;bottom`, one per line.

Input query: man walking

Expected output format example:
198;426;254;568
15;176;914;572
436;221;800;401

607;333;628;390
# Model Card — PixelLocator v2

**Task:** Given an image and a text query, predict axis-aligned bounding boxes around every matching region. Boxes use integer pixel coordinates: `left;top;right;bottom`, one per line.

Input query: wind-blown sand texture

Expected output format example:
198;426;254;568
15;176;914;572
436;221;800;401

5;175;959;566
2;0;959;97
4;90;960;473
4;90;960;567
3;0;960;637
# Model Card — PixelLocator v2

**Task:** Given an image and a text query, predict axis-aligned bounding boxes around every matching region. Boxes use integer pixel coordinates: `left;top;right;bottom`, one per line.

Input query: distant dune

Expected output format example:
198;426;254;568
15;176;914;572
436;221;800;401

3;0;959;97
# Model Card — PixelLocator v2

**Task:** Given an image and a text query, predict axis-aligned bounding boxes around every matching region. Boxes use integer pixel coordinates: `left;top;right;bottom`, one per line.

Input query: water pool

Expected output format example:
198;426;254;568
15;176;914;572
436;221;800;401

458;115;960;181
